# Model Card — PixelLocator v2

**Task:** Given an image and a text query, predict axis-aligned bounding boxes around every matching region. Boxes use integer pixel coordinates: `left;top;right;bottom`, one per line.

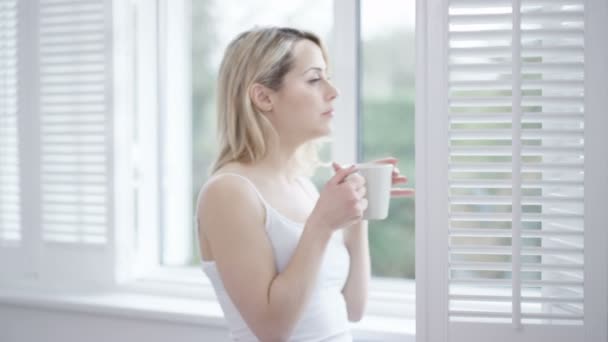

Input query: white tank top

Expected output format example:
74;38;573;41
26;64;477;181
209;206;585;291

198;173;352;342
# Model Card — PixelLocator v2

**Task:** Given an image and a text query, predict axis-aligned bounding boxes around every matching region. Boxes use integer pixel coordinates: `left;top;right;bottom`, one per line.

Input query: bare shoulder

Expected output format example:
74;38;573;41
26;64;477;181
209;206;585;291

196;172;265;236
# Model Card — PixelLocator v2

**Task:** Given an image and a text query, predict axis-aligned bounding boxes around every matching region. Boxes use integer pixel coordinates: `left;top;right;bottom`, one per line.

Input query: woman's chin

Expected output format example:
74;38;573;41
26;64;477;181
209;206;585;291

301;125;332;142
316;126;332;138
322;121;333;134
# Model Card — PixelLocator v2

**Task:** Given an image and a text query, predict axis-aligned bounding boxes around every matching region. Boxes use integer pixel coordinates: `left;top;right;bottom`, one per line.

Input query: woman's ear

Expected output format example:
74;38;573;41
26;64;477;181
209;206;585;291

249;83;273;112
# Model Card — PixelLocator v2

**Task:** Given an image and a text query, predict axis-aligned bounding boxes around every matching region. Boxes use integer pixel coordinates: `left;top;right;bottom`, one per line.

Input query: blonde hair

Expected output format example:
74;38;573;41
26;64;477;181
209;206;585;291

210;27;330;177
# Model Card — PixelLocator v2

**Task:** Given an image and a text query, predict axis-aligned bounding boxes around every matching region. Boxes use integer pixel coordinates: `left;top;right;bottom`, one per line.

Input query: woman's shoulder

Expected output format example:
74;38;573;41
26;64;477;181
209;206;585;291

199;173;257;205
197;165;264;222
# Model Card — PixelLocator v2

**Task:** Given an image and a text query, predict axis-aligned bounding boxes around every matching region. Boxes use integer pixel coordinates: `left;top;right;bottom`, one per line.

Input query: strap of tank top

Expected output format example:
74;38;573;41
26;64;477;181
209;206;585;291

213;172;269;208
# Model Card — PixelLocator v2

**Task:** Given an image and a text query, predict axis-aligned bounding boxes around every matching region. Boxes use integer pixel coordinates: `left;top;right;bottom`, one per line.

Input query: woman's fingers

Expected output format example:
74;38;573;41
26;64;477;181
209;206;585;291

391;187;415;198
392;176;408;185
345;172;366;188
356;185;367;199
358;198;369;212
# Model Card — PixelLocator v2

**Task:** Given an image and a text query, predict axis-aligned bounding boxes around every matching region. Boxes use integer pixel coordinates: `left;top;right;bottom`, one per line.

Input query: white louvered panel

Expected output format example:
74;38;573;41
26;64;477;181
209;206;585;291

447;0;585;327
449;0;515;324
39;0;109;245
519;0;584;325
0;0;20;243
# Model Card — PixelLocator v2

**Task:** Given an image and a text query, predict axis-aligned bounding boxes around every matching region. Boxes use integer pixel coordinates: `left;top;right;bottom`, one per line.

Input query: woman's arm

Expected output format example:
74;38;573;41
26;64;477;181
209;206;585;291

341;220;371;322
300;172;371;322
340;157;414;322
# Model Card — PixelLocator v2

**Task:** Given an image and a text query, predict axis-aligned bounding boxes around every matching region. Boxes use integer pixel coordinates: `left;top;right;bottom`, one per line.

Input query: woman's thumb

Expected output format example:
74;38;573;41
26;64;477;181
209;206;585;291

332;162;342;172
330;163;357;185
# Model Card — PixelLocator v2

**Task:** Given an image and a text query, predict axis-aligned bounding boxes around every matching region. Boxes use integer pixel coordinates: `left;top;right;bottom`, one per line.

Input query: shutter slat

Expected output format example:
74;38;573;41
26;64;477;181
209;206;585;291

450;129;584;139
522;12;583;22
449;163;583;172
449;179;583;188
38;8;102;19
522;46;583;55
451;0;580;5
449;45;583;57
450;212;584;220
449;311;513;319
449;113;583;123
450;29;516;40
449;146;583;155
449;62;583;73
449;246;583;255
41;199;104;206
522;313;584;320
451;294;584;303
40;0;103;7
449;229;583;238
37;48;105;57
450;28;583;40
449;195;583;205
451;279;583;287
39;89;104;96
524;0;582;5
450;311;584;320
450;97;583;106
450;79;584;91
450;13;512;25
450;262;583;272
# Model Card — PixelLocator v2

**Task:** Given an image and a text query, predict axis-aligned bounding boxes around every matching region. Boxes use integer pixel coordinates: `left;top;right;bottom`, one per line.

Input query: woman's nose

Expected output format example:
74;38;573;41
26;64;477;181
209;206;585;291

326;82;339;101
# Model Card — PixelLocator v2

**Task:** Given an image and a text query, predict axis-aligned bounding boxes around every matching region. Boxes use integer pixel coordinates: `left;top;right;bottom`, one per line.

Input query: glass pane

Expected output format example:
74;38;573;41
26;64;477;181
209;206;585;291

190;0;333;264
360;0;416;279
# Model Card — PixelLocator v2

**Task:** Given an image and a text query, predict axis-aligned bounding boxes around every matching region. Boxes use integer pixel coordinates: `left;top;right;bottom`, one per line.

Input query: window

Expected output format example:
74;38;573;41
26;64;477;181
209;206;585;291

360;0;415;279
184;0;417;283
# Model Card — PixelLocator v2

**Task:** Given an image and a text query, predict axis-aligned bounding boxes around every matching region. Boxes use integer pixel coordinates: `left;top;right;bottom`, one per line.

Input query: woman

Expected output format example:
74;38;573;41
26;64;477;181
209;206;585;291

196;27;413;341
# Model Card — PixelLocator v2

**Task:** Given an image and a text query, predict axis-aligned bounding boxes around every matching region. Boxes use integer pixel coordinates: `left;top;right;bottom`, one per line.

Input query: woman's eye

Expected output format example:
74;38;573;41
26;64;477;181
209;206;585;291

308;78;321;83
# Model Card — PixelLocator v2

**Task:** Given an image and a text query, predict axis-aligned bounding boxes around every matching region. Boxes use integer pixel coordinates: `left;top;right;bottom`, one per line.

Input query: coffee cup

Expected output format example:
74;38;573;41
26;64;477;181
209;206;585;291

356;163;393;220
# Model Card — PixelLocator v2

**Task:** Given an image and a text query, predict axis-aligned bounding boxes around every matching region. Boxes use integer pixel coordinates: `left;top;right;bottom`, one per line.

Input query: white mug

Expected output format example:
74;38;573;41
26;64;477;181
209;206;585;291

356;163;393;220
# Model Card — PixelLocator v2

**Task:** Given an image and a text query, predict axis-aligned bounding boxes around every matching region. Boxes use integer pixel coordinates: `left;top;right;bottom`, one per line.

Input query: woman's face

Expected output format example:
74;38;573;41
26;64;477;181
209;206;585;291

266;39;338;145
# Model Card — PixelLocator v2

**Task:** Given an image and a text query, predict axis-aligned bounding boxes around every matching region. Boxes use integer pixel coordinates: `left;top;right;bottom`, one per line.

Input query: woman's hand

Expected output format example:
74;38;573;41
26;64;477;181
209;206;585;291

308;163;368;231
371;157;415;198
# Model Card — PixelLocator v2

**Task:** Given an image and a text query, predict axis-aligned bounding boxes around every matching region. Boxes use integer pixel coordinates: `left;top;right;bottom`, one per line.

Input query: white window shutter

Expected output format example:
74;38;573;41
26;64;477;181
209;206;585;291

417;0;608;341
0;0;22;279
37;0;114;286
0;0;115;288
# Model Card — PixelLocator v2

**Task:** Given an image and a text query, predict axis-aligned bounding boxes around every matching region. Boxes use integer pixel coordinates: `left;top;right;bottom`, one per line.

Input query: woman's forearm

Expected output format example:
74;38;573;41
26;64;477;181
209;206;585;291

341;220;371;322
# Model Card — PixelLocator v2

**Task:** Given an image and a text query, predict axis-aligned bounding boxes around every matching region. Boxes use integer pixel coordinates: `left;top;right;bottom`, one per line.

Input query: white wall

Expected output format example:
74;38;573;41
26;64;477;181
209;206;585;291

0;303;396;342
0;303;231;342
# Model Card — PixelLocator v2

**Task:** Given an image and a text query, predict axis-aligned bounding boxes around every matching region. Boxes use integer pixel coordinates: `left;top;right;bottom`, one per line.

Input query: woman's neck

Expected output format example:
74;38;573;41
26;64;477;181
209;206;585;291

254;142;300;184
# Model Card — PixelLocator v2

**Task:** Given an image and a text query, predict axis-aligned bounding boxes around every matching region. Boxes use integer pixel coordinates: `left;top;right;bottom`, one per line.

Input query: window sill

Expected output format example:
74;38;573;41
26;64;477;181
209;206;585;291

0;274;415;341
127;266;416;338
